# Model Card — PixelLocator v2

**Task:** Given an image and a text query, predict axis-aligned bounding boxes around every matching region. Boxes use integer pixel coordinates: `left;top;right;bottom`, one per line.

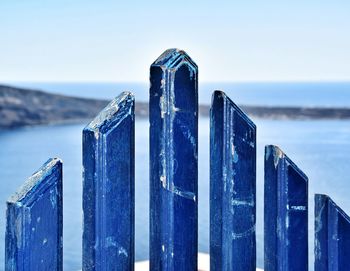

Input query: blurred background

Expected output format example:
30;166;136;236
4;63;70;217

1;1;350;270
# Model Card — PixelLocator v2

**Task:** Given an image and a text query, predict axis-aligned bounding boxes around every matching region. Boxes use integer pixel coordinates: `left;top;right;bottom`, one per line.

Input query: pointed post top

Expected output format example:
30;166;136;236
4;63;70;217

211;90;256;130
151;48;198;70
265;145;284;166
265;145;308;180
315;193;329;200
150;48;198;269
316;194;350;222
7;158;62;205
85;91;134;135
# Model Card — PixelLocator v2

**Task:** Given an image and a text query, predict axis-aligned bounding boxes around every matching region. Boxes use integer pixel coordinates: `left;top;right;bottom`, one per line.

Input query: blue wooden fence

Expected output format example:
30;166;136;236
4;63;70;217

4;48;350;270
5;158;63;271
210;90;256;270
150;49;198;270
82;92;135;270
264;145;308;271
315;194;350;271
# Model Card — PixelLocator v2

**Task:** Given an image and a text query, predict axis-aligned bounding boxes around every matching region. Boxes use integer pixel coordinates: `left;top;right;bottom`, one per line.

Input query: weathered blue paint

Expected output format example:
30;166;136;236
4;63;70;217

210;90;256;271
149;49;198;270
264;145;308;271
315;194;329;271
315;194;350;271
5;158;63;271
82;92;135;271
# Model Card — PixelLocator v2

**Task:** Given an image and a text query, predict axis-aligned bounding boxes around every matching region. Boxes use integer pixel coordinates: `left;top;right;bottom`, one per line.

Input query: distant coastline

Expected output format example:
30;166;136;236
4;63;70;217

1;84;350;129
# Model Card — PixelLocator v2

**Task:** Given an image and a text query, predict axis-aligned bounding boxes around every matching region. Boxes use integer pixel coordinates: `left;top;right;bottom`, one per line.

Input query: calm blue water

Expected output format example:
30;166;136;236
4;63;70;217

1;118;350;270
8;81;350;107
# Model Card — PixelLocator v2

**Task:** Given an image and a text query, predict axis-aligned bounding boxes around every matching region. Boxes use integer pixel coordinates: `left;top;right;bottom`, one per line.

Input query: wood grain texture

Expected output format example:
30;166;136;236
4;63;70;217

82;92;135;271
315;194;350;271
5;158;63;271
264;145;308;271
210;91;256;271
150;49;198;271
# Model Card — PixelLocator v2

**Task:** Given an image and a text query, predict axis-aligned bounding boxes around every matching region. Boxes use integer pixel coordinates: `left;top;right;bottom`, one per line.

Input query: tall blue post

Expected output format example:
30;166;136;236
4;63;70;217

315;194;350;271
264;145;308;271
150;49;198;270
5;158;63;271
210;91;256;271
82;92;135;271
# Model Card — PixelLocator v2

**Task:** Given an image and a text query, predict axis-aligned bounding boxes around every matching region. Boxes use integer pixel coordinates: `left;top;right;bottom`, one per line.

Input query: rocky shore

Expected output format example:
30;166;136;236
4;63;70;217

1;84;350;129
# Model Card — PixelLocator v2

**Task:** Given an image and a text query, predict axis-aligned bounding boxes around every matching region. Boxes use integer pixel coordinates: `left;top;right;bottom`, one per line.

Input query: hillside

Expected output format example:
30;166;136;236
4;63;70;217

1;84;350;129
0;84;146;128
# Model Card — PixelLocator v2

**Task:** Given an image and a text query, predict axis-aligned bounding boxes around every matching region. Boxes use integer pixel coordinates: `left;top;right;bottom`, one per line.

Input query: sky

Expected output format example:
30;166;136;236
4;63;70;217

1;0;350;82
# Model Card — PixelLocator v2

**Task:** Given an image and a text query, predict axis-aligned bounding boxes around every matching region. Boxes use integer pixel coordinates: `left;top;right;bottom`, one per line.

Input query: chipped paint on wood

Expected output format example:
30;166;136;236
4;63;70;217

315;194;329;269
315;194;350;271
83;91;135;271
150;48;198;270
5;158;63;271
210;91;256;271
264;145;308;271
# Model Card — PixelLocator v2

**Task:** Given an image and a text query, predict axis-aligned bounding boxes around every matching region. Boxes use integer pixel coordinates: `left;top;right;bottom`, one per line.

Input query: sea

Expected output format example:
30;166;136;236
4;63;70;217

1;82;350;270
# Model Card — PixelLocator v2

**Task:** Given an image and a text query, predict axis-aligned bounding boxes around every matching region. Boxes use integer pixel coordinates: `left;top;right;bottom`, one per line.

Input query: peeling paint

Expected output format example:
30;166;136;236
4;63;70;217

273;147;284;168
105;236;117;247
88;99;120;130
231;199;254;207
8;158;61;204
49;189;57;208
222;166;228;192
160;175;167;189
287;204;306;211
172;105;180;113
231;225;256;240
265;146;272;161
231;143;239;163
159;95;167;119
94;130;100;140
332;233;339;241
315;201;326;233
118;247;128;257
105;237;129;257
314;238;321;260
162;182;196;202
15;216;22;249
277;218;283;240
86;91;134;135
160;79;165;89
229;176;236;194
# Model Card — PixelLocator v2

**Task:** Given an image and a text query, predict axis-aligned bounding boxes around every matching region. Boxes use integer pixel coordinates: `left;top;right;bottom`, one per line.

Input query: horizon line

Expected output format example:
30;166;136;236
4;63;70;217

2;80;350;84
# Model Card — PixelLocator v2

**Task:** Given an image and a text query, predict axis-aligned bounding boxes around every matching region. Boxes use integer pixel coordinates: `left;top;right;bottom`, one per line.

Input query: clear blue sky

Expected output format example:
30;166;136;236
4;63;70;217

1;0;350;82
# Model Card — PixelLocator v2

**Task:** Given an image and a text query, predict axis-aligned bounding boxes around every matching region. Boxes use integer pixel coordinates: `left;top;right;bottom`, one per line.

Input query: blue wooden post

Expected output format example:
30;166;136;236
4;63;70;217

315;194;350;271
5;158;63;271
210;90;256;271
149;49;198;270
264;145;308;271
315;194;329;271
82;92;135;271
